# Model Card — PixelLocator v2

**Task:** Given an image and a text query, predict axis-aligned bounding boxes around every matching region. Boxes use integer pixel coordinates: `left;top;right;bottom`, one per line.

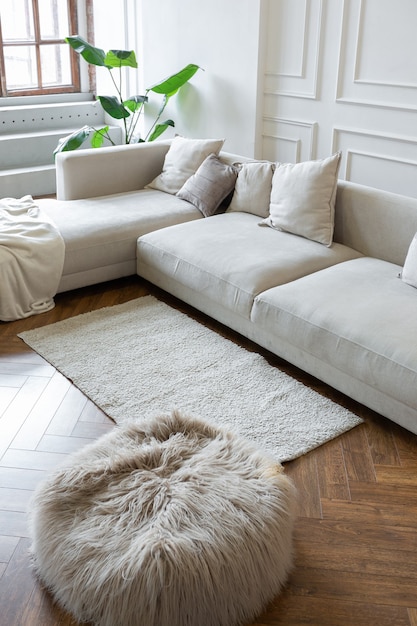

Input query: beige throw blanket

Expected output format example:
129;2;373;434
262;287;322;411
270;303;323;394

0;196;65;321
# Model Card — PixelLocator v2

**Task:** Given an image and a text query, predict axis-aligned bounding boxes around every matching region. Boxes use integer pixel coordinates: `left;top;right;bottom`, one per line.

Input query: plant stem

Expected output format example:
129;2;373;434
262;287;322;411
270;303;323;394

144;94;168;141
108;65;129;144
127;94;147;143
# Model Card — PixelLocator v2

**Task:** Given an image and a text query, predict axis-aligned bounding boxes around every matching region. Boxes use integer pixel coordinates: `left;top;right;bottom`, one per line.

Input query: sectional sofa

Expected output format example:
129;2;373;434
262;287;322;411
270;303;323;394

34;137;417;436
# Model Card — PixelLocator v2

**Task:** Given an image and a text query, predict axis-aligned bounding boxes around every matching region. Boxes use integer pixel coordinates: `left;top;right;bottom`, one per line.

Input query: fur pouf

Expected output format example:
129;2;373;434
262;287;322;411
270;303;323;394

29;411;296;626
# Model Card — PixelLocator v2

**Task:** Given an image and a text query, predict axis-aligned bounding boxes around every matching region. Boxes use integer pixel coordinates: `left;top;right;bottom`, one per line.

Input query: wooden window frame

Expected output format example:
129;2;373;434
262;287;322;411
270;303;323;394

0;0;81;97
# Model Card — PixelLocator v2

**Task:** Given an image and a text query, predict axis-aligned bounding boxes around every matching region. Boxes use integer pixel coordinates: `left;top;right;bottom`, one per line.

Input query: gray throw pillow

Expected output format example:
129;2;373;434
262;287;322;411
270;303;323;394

177;154;238;217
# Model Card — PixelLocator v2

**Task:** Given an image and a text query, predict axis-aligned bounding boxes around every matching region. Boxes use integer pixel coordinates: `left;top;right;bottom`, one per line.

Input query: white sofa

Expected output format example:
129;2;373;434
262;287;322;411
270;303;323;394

37;140;417;436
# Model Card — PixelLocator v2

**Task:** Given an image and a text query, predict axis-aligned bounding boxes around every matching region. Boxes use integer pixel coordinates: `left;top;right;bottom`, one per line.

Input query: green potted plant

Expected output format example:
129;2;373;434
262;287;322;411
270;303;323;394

54;36;201;154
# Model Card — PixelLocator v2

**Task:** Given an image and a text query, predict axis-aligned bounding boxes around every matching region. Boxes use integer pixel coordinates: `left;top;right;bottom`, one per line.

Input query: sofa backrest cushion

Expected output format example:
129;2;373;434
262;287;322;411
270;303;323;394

226;161;275;218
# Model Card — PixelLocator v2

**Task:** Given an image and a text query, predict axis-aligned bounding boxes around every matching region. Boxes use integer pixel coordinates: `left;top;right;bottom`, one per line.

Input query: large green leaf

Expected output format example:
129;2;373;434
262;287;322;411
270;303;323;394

97;96;131;119
123;95;148;112
104;50;138;69
148;119;175;142
91;126;109;148
53;126;92;155
148;64;200;96
65;36;106;66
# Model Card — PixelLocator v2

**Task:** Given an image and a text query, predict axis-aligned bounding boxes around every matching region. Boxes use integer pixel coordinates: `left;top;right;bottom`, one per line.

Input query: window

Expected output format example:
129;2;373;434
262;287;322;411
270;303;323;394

0;0;80;97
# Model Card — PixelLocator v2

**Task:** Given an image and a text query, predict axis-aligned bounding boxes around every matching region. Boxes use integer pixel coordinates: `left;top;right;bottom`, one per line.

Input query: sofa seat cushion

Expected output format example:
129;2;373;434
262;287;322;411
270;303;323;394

252;257;417;412
137;213;362;319
38;190;202;278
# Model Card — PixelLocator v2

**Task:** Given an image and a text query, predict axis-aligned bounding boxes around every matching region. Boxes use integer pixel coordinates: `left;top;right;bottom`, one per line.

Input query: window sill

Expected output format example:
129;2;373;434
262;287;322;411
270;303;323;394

0;93;94;108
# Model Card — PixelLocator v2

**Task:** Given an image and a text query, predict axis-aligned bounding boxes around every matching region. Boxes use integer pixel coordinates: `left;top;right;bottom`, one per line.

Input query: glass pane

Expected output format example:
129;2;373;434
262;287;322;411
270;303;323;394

40;44;71;86
0;0;35;41
38;0;70;40
4;45;38;90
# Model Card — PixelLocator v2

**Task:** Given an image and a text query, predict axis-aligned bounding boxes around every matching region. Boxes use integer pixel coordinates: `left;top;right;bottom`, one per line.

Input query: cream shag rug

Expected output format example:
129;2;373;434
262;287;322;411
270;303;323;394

19;295;362;462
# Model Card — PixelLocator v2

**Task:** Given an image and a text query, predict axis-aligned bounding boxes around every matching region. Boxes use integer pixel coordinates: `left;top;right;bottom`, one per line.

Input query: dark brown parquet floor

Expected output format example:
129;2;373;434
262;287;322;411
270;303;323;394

0;276;416;626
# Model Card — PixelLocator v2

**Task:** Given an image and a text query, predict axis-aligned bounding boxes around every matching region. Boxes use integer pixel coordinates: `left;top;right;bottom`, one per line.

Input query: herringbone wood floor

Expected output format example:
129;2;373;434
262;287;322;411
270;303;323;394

1;276;416;626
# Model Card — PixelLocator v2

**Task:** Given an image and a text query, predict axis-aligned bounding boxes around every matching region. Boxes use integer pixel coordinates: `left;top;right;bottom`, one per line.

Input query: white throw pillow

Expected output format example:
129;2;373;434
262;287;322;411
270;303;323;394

265;152;342;246
227;161;275;218
401;232;417;288
147;136;225;195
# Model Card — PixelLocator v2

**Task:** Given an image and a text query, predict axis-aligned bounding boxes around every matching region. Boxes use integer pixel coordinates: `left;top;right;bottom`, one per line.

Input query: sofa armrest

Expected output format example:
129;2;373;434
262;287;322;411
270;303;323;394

55;140;171;200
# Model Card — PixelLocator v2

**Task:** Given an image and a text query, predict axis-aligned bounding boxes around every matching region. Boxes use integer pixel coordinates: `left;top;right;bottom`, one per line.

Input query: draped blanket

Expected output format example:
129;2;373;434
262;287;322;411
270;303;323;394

0;196;65;322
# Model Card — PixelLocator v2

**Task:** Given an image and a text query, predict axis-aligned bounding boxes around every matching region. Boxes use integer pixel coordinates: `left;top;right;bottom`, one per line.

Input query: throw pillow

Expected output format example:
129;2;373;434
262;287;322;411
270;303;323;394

227;161;275;218
176;154;238;217
401;232;417;288
265;152;342;246
147;136;225;195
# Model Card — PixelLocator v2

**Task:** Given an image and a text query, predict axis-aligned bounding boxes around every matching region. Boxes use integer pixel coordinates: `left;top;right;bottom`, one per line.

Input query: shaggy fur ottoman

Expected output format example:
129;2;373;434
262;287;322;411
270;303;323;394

29;411;296;626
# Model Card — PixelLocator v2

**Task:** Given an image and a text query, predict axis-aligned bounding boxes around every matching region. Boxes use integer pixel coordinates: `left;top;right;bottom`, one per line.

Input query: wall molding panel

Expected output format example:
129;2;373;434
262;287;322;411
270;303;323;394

264;0;323;99
262;136;302;164
333;128;417;196
337;0;417;110
262;116;317;163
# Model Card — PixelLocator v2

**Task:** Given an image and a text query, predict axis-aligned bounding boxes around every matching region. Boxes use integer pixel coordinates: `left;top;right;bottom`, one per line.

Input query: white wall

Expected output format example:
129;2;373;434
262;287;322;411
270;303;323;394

138;0;263;156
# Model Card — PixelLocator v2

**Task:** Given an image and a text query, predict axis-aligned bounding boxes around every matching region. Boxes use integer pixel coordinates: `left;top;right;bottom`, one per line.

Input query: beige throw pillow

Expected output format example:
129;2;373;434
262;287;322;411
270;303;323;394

176;154;238;217
227;161;275;218
147;136;225;195
266;152;342;246
401;232;417;288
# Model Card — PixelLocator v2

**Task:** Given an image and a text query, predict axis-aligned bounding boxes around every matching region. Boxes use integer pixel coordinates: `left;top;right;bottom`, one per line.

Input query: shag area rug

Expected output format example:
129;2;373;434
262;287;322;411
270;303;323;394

29;411;296;626
19;295;362;462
